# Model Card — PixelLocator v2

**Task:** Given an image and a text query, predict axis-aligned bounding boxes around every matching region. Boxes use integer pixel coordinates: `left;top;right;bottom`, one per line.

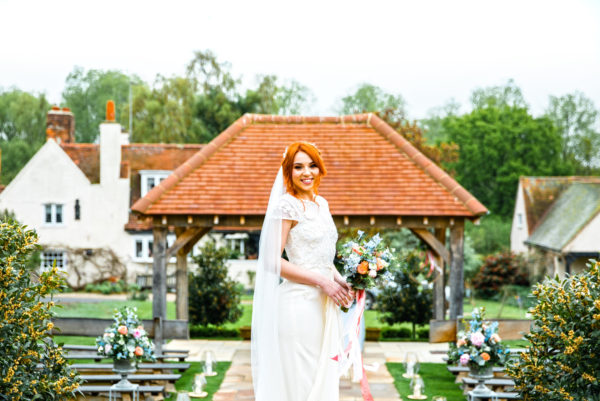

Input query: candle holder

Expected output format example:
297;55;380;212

189;373;208;398
202;350;218;377
402;352;420;379
407;375;427;400
175;391;191;401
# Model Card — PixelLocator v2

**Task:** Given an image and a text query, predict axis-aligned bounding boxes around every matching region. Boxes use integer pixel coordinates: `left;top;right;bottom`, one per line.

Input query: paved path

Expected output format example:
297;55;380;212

166;340;449;400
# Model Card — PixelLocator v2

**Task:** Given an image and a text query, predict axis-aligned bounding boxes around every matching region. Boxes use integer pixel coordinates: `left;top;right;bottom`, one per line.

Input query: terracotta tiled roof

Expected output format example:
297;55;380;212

132;114;487;218
520;176;600;235
61;143;100;183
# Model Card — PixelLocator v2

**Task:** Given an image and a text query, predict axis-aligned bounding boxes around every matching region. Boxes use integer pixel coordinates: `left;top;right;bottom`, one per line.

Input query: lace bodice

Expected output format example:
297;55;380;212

278;193;338;271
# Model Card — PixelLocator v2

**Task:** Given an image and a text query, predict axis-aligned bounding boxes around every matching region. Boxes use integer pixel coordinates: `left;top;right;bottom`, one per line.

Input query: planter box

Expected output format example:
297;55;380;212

240;326;252;341
365;327;381;341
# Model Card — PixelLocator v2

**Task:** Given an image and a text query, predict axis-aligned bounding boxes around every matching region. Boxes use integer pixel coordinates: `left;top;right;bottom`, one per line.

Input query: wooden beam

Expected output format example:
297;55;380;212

51;317;189;339
167;227;206;259
411;228;450;265
433;227;446;321
449;220;465;319
429;319;533;343
182;227;211;254
152;227;168;323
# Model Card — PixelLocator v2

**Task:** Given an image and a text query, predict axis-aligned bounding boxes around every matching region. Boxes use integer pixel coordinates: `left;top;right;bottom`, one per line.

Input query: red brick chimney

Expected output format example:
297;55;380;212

46;106;75;143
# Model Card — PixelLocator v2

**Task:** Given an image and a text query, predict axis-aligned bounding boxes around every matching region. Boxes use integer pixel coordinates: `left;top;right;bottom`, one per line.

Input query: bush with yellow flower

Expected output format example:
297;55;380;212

0;219;80;400
507;260;600;400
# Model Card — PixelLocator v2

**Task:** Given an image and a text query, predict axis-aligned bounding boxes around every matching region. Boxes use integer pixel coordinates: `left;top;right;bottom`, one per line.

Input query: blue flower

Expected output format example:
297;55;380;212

357;230;364;239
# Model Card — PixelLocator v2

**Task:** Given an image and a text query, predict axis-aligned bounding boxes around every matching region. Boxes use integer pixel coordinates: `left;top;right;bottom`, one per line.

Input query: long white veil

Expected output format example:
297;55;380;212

251;167;286;399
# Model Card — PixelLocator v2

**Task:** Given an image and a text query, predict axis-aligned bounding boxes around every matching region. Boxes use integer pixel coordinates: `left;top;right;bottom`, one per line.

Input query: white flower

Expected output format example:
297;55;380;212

369;262;377;271
369;270;377;278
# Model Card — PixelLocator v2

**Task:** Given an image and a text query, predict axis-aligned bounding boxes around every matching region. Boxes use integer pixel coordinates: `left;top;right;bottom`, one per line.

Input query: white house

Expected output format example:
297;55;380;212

510;176;600;277
0;105;256;288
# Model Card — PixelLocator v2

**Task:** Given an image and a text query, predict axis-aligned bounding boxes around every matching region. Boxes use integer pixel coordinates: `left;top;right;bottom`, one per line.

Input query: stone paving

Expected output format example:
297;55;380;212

165;340;449;400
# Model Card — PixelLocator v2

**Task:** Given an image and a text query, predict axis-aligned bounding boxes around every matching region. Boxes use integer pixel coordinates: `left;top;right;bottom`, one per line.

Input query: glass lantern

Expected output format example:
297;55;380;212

408;375;426;399
190;373;208;398
432;397;447;401
403;352;420;379
202;350;218;376
175;391;191;401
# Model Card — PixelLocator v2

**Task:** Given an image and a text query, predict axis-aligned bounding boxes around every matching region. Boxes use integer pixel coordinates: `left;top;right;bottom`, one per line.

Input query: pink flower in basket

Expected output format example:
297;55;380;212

133;328;143;339
459;353;470;365
470;331;485;347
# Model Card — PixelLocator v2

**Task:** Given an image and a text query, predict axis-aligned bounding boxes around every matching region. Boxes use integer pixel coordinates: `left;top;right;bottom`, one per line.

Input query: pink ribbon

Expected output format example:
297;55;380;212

333;289;373;401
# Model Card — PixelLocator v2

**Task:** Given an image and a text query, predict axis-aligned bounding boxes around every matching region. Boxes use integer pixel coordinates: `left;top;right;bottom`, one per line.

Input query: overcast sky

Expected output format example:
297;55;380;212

1;0;599;118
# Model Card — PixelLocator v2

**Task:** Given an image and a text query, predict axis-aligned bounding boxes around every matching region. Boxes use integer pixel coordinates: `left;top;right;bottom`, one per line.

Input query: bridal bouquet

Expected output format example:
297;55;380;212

338;231;394;312
96;306;156;364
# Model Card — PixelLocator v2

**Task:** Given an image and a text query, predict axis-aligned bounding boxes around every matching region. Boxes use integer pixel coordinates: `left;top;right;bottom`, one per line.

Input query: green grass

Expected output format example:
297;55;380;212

387;362;465;400
164;361;231;401
463;298;528;319
53;335;97;346
54;300;176;319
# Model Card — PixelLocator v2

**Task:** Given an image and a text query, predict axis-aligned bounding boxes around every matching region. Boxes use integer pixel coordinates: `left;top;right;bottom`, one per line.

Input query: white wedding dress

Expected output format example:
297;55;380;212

276;193;343;401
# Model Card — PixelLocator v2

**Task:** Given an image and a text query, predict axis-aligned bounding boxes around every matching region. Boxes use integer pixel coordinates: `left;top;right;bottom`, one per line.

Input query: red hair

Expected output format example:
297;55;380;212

281;142;327;197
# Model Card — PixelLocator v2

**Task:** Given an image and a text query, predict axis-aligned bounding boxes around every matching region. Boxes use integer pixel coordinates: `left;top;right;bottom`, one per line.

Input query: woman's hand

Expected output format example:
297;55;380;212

334;272;355;307
320;279;354;308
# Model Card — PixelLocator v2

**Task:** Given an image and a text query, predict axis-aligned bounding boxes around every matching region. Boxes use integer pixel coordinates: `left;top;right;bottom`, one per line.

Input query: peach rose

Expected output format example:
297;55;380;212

357;261;369;275
117;325;128;335
457;339;466;347
491;333;501;343
134;346;144;356
480;352;490;361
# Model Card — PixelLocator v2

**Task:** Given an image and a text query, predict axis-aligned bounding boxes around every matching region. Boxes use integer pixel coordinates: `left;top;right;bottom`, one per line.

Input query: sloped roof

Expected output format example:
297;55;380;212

520;176;600;234
525;183;600;252
132;113;487;217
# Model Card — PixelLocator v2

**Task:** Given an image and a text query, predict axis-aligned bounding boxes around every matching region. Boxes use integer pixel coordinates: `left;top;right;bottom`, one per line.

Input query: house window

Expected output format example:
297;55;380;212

74;199;81;220
44;204;64;225
517;213;523;229
140;170;171;197
41;250;66;271
135;240;143;258
132;234;175;262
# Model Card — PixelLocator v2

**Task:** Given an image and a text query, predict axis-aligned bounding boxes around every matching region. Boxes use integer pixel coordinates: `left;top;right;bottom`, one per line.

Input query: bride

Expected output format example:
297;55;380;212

251;142;354;401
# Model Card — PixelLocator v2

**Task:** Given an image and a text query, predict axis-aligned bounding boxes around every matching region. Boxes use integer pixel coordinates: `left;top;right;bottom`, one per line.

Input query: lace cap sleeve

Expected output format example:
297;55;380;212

278;195;301;221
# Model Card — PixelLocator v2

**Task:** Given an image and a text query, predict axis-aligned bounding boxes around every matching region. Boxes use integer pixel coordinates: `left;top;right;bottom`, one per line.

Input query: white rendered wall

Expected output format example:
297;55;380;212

510;181;530;253
564;213;600;253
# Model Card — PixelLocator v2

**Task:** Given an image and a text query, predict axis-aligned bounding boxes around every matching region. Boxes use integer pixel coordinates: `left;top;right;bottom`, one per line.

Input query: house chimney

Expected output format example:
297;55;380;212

46;106;75;143
100;100;122;186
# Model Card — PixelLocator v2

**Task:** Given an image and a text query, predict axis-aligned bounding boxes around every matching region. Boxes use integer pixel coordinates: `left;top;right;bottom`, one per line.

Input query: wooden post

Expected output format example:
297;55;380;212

175;228;189;320
449;220;465;319
433;227;446;320
152;226;168;322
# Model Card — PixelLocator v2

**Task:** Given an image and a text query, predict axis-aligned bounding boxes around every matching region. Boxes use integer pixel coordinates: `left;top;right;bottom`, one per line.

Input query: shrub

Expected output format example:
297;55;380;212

0;220;80;400
465;214;511;256
84;279;130;294
416;327;430;340
471;252;529;298
377;250;432;339
381;327;412;339
189;325;240;338
506;260;600;400
188;241;243;327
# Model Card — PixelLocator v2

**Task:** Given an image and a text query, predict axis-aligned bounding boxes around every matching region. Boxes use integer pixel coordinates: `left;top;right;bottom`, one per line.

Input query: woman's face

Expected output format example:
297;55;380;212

292;150;320;197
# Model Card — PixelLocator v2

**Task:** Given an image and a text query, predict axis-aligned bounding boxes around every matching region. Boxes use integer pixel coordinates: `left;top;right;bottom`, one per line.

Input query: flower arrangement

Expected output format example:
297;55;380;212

96;307;155;363
339;230;394;291
447;307;510;373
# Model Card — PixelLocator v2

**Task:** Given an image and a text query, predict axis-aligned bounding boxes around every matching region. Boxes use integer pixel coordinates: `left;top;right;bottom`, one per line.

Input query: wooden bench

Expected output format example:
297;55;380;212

77;384;164;400
466;392;522;400
136;274;176;291
70;362;191;372
80;374;181;382
447;365;507;383
65;350;189;362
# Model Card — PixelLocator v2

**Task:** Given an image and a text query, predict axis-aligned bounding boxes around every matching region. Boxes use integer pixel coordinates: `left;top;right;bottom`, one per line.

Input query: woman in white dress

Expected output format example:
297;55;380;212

251;142;354;401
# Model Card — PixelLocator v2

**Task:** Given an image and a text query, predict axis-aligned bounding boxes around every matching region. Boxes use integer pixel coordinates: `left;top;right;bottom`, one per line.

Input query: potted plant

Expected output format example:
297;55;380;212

96;307;156;388
447;307;510;396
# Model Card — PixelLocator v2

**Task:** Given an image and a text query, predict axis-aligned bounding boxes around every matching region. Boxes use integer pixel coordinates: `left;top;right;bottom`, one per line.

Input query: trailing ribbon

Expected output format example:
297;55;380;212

332;289;373;401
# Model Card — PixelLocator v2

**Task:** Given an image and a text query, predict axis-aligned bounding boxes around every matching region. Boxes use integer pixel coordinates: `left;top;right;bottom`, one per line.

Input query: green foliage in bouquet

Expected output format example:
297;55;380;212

506;260;600;400
338;231;394;290
447;307;510;373
471;252;529;298
376;250;432;339
0;220;80;400
96;307;155;364
188;241;243;327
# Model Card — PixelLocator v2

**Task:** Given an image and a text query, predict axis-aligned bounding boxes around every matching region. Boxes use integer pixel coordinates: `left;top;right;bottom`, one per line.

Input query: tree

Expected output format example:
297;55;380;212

0;220;80;400
443;105;570;217
420;98;461;144
188;241;243;327
545;91;600;174
470;79;527;109
62;67;143;143
507;260;600;399
0;89;49;143
242;75;314;115
338;83;406;117
376;250;432;339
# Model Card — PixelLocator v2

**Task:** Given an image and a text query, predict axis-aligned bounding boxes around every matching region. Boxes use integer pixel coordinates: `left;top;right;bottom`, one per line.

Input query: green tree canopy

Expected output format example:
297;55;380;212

443;105;570;217
470;79;527;109
62;67;143;143
545;91;600;174
338;83;406;117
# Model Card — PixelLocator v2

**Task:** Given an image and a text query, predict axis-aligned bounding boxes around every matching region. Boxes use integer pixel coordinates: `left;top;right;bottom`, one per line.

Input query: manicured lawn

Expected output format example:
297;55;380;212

387;362;465;400
164;361;231;401
54;299;176;319
463;298;528;319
